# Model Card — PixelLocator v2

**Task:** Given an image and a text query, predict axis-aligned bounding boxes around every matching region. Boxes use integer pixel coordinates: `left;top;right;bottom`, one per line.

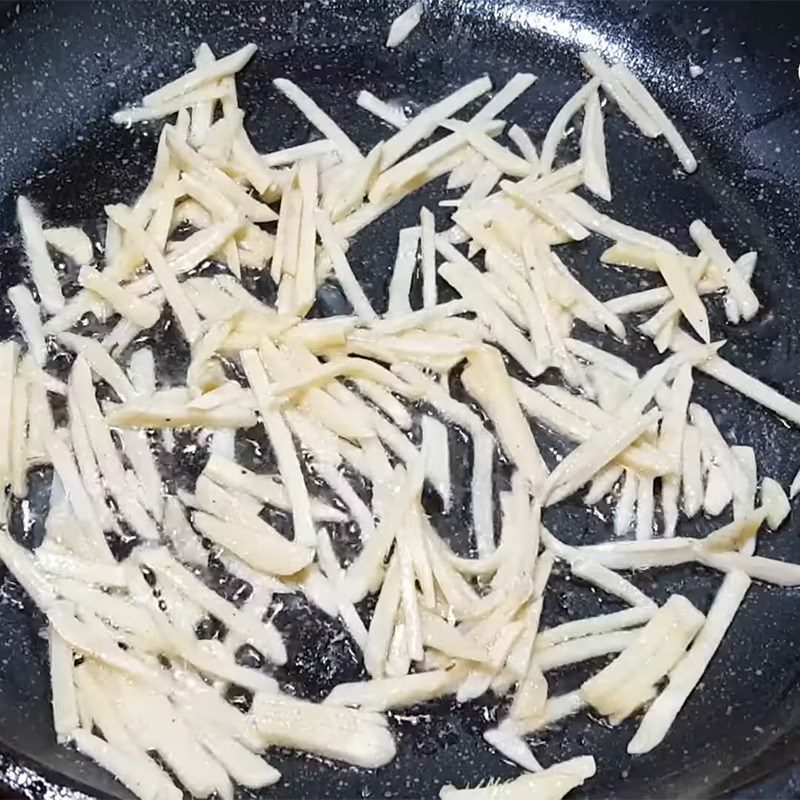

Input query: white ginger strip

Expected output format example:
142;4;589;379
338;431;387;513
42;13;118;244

35;550;126;586
251;692;396;768
471;429;496;558
316;530;369;650
386;2;423;47
471;72;536;123
581;595;704;722
197;730;280;791
761;477;790;530
437;249;541;377
187;43;216;146
71;730;181;800
137;546;286;664
107;393;256;430
325;668;465;712
128;348;155;396
461;347;549;493
672;330;800;427
628;570;749;753
44;226;93;266
17;196;64;314
513;382;667;476
554;192;676;252
316;210;377;319
439;755;596;800
120;427;163;520
579;51;660;137
92;670;233;799
267;355;406;406
70;357;160;541
46;430;114;562
162;496;206;568
724;253;758;325
681;424;704;517
354;376;412;429
419;206;438;308
507;690;586;735
546;546;655;609
262;138;336;166
369;118;498;204
689;220;759;321
689;403;748;514
193;507;313;576
142;42;255;107
611;61;697;172
167;131;276;223
536;629;636;672
584;463;623;505
659;362;693;472
508;123;539;168
732;447;758;539
346;465;424;602
25;365;58;466
379;76;492;169
396;516;423;661
292;159;319;314
328;141;383;221
613;468;637;537
575;538;697;570
364;555;402;677
106;204;202;342
66;385;114;532
423;610;490;663
697;510;766;554
8;373;27;497
697;550;800;586
241;348;316;546
8;284;47;366
422;415;451;510
441;119;533;177
357;90;408;128
115;83;231;125
548;251;626;339
0;530;58;609
564;338;638;382
789;467;800;500
537;606;655;649
273;78;362;162
447;151;487;191
653;251;710;342
231;127;286;200
483;724;541;772
79;265;161;329
635;475;655;539
540;75;602;172
580;89;611;201
59;332;137;402
387;226;421;316
204;454;343;522
444;163;503;237
543;408;661;506
49;628;79;743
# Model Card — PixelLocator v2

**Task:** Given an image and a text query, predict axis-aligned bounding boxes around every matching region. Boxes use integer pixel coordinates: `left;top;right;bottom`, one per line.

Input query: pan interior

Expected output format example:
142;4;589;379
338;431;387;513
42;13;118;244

0;1;799;798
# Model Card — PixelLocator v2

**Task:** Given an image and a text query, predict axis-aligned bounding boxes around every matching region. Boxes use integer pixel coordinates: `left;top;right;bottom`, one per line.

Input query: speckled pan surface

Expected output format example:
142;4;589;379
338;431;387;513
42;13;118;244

0;1;799;798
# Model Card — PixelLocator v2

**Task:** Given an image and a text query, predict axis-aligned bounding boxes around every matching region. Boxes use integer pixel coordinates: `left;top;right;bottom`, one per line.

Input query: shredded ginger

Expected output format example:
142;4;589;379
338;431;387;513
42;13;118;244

0;22;797;800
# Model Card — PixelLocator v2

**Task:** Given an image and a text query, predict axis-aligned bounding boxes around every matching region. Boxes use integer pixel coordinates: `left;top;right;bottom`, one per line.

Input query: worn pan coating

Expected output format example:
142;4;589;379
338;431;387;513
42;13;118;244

0;1;800;798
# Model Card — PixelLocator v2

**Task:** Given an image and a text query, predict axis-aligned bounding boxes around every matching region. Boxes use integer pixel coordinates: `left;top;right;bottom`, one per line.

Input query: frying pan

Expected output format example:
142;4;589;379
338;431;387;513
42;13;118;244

1;0;800;797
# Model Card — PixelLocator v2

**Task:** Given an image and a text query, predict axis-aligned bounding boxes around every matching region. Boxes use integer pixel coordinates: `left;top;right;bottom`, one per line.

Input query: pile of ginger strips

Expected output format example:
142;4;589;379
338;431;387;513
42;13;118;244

1;35;799;800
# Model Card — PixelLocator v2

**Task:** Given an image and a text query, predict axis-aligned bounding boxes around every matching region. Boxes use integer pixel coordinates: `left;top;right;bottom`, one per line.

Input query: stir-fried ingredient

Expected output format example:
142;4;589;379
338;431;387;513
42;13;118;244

0;28;797;800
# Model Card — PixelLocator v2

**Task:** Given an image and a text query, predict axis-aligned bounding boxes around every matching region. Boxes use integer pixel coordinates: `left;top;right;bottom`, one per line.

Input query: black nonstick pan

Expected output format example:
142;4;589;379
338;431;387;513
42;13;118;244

1;1;800;798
